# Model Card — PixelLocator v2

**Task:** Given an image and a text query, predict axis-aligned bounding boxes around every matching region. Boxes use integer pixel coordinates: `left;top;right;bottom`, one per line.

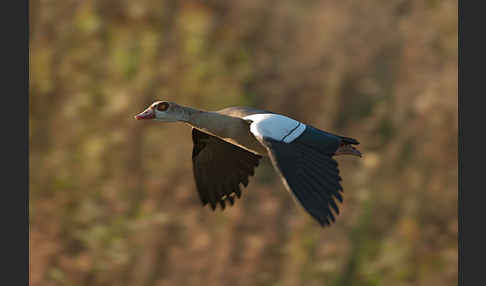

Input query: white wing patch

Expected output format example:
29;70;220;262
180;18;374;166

244;113;306;143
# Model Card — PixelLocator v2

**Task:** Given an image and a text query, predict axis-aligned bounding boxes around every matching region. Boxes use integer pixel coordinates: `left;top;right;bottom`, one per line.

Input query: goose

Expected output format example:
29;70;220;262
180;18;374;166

135;101;362;226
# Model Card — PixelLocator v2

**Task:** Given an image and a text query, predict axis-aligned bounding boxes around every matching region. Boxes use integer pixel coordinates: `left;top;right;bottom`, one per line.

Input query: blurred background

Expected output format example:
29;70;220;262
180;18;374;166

29;0;457;285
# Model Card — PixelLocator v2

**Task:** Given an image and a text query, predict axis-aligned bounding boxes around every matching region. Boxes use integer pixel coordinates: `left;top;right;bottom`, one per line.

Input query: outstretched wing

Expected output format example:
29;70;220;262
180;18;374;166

245;113;345;226
192;128;262;210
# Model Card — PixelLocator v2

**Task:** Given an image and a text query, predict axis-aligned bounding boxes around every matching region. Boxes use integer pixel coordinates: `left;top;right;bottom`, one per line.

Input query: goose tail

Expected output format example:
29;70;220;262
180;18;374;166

335;136;362;157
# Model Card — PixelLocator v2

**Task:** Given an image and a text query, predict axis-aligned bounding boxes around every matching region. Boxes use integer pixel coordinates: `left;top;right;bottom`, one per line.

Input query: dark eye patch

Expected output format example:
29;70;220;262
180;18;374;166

156;102;169;111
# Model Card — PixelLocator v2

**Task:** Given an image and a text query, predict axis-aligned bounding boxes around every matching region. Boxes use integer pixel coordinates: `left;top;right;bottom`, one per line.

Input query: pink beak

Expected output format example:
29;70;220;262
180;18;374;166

135;108;155;120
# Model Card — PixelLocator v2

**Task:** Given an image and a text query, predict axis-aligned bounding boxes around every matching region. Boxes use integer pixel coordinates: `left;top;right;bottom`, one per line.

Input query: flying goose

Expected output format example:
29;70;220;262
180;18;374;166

135;101;362;226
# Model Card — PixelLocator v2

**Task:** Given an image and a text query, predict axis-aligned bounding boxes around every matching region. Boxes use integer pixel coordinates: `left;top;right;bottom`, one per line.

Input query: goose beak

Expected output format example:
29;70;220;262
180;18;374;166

135;108;155;120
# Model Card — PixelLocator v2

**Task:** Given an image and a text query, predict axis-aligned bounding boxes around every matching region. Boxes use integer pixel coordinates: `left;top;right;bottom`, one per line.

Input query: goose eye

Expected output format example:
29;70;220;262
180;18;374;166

156;102;169;111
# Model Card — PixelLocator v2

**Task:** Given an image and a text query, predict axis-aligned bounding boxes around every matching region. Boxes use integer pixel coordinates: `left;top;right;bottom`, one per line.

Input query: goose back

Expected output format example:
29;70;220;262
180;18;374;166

216;106;274;118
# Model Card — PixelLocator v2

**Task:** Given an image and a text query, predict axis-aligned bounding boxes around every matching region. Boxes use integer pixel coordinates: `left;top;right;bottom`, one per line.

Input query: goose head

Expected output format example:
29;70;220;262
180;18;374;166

135;101;184;122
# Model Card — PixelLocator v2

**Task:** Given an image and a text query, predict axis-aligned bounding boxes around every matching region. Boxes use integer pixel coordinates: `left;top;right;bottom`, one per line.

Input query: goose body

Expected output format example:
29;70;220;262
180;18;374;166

135;101;362;226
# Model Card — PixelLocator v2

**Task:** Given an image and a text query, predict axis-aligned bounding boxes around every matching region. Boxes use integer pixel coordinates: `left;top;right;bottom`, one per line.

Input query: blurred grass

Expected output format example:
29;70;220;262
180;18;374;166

30;0;457;285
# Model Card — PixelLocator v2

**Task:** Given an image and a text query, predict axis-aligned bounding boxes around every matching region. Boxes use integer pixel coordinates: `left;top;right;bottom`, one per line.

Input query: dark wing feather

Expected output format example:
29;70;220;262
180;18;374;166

192;128;262;210
255;126;344;227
